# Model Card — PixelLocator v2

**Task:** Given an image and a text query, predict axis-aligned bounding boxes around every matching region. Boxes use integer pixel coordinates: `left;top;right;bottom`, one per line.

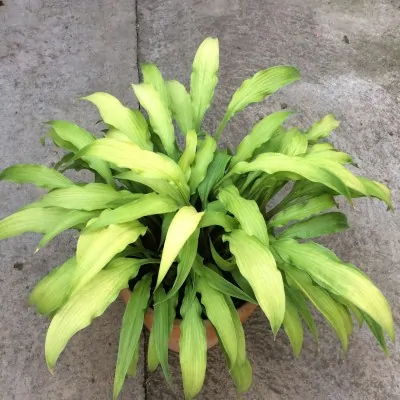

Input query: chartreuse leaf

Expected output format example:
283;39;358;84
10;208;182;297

113;274;152;400
147;329;159;372
229;153;351;201
29;257;76;316
198;276;238;367
156;206;204;288
308;143;335;153
132;83;178;159
188;135;217;194
269;194;336;228
190;37;219;131
45;259;149;372
82;92;152;150
305;149;353;165
178;130;197;181
223;230;285;334
0;207;68;240
306;114;340;141
355;177;392;209
283;297;304;357
79;138;190;203
153;288;172;384
180;283;207;400
283;265;348;350
198;151;231;206
199;211;238;232
274;240;395;340
279;212;349;239
72;221;147;293
216;66;300;140
209;239;235;272
86;193;179;230
165;229;199;301
141;63;170;108
48;121;114;186
361;311;389;356
269;128;308;156
219;185;269;244
167;80;194;134
231;111;292;166
37;210;99;250
224;295;252;394
33;183;136;211
0;164;74;189
105;128;132;142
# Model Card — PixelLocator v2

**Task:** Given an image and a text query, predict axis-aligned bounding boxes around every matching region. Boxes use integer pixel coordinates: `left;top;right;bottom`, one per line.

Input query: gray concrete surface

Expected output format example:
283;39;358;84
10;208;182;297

1;0;399;399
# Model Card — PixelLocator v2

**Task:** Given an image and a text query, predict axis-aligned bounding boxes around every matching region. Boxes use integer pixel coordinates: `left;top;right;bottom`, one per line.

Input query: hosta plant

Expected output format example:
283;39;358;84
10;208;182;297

0;37;394;399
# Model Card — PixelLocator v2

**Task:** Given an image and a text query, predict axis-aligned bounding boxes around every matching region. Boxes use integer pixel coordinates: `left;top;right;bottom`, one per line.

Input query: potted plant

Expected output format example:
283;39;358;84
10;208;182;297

0;37;394;399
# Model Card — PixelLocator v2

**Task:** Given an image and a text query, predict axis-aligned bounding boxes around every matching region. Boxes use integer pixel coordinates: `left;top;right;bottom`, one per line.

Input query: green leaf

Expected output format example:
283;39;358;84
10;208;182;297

230;153;351;201
306;149;353;165
160;212;175;247
167;80;194;134
196;264;256;304
231;111;293;166
274;240;395;340
86;193;179;230
165;229;199;301
105;128;132;142
223;230;285;334
147;330;159;372
72;220;147;293
219;185;269;244
283;265;348;350
198;151;231;206
45;259;148;372
198;276;238;367
29;257;76;316
355;177;392;209
153;288;172;384
190;37;219;131
37;210;99;250
180;283;207;400
132;83;178;159
113;274;152;399
306;114;340;141
141;63;170;108
0;207;68;240
283;297;304;357
157;206;204;288
127;339;141;377
216;66;300;139
209;238;235;272
178;130;197;181
308;143;335;153
0;164;74;189
48;120;114;186
79;138;190;203
231;268;255;299
188;135;217;194
199;210;238;232
279;212;349;239
269;194;336;228
82;92;152;150
360;311;389;356
268;128;308;156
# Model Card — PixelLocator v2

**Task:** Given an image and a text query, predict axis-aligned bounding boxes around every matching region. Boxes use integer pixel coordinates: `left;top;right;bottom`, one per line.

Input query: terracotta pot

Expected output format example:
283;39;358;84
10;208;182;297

120;288;257;353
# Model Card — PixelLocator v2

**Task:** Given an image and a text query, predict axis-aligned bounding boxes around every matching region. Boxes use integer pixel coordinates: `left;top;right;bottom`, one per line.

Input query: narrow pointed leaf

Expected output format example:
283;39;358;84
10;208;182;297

360;311;389;356
283;297;304;357
231;268;255;299
190;37;219;131
45;259;148;372
279;212;349;239
0;164;74;189
72;220;146;292
223;230;285;334
209;238;235;272
127;339;141;377
306;114;340;141
141;63;170;108
178;130;197;181
219;185;268;244
355;177;392;209
188;135;217;193
132;83;178;159
216;66;300;139
157;206;204;288
306;149;353;165
199;210;238;231
180;284;207;400
167;80;194;134
113;274;152;399
147;331;159;372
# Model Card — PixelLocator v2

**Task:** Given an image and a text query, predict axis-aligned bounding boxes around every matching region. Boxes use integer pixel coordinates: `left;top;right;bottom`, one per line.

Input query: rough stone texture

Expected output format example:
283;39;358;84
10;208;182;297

137;0;400;399
0;1;143;399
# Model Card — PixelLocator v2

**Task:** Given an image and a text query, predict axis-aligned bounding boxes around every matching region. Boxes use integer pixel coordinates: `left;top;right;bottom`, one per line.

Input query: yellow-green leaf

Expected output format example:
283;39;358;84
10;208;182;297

167;80;194;134
209;239;235;272
199;210;238;232
190;37;219;131
141;63;170;108
283;297;304;357
178;130;197;181
306;114;340;141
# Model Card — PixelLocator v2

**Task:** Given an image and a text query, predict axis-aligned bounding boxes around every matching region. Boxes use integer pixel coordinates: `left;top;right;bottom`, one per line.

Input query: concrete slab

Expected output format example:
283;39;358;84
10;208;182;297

136;0;400;399
0;1;143;399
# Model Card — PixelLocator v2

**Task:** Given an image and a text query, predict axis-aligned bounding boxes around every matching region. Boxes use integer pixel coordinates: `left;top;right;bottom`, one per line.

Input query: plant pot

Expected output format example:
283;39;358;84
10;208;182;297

120;288;257;353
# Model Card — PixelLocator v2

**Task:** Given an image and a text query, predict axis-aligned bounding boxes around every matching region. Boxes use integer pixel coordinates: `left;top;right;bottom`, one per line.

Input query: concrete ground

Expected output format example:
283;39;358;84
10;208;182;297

0;0;399;399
